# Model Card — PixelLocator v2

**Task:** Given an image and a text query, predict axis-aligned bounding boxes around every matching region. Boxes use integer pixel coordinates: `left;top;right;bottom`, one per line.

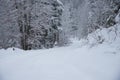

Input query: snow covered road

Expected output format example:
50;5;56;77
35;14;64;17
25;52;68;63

0;41;120;80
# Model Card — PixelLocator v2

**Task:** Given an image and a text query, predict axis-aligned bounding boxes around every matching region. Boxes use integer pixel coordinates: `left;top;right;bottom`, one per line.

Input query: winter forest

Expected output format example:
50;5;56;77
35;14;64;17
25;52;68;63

0;0;120;50
0;0;120;80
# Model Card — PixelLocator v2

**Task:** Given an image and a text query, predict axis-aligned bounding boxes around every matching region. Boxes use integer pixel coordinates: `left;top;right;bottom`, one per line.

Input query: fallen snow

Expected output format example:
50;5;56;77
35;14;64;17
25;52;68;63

0;39;120;80
84;23;120;50
0;24;120;80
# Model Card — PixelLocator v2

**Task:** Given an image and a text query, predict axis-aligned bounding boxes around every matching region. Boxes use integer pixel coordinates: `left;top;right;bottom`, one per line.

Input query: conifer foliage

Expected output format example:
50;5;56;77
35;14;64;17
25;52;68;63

0;0;63;50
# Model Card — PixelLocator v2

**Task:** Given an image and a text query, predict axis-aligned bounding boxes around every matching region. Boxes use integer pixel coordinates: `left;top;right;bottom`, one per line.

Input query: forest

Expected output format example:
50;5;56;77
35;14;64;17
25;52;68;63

0;0;120;80
0;0;120;50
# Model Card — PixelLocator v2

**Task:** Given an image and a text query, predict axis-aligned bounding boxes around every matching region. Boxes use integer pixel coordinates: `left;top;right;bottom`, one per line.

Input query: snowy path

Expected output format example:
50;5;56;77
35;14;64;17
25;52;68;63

0;40;120;80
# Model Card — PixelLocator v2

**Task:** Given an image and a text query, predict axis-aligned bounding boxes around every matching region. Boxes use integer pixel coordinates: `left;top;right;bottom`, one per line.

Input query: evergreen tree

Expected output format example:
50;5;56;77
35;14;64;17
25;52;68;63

0;0;63;50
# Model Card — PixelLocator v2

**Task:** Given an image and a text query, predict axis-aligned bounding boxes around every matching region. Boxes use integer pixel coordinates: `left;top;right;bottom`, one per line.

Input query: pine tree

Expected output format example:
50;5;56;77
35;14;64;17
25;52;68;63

0;0;63;50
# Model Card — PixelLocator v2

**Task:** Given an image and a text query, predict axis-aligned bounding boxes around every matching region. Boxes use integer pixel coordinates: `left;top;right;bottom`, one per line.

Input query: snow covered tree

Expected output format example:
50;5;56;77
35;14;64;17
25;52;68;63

0;0;63;50
0;0;21;49
88;0;120;33
14;0;33;50
27;0;63;49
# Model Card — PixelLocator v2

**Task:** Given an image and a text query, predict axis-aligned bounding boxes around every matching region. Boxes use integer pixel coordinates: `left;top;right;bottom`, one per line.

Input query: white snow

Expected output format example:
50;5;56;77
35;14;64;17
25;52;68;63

57;0;64;6
85;24;120;51
115;10;120;23
0;40;120;80
0;25;120;80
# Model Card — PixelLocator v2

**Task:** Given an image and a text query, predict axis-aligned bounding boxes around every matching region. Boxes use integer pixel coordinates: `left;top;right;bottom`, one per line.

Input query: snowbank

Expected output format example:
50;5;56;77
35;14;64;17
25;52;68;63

79;24;120;52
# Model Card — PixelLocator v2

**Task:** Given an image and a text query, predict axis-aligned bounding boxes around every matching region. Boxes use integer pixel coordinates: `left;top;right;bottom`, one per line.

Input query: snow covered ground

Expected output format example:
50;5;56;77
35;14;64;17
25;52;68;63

0;38;120;80
1;24;120;80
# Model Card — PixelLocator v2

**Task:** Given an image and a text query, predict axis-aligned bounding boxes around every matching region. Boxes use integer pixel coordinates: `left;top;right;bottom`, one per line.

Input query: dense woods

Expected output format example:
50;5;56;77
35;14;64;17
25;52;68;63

0;0;120;50
0;0;63;50
61;0;120;38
